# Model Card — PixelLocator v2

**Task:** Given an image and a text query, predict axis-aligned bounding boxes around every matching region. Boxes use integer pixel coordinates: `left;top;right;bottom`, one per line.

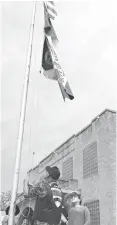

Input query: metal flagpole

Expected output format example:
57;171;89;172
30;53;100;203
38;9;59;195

8;2;37;225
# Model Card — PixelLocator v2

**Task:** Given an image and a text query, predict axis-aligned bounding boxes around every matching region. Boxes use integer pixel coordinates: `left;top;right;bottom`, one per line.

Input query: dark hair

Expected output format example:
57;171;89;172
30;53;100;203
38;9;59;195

46;166;60;180
6;205;20;216
64;191;82;206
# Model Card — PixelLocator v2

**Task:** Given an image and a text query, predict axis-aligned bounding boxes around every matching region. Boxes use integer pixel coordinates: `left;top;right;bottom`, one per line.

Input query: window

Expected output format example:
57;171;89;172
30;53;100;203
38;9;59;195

22;219;31;225
84;200;100;225
62;157;73;180
83;142;98;179
33;221;41;225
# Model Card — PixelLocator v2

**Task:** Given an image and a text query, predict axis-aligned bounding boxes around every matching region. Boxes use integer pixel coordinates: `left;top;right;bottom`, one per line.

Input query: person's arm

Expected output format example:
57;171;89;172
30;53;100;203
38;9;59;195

84;206;90;225
61;207;68;219
61;207;68;225
30;181;48;198
61;214;68;225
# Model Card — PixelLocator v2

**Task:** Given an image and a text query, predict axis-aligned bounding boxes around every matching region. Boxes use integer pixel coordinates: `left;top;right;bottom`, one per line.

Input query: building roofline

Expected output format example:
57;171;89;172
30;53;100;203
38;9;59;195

28;108;116;173
54;134;75;152
28;134;75;173
75;123;92;137
91;108;116;122
75;108;116;137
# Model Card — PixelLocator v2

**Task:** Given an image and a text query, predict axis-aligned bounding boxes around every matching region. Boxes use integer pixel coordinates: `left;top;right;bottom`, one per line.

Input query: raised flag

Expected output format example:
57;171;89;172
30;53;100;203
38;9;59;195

41;35;74;100
43;2;58;43
44;1;57;20
41;36;57;80
47;36;74;100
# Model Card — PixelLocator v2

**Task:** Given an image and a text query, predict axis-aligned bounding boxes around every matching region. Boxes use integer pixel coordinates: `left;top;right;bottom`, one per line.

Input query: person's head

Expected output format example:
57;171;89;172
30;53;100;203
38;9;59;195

64;191;82;211
71;192;81;206
45;166;60;183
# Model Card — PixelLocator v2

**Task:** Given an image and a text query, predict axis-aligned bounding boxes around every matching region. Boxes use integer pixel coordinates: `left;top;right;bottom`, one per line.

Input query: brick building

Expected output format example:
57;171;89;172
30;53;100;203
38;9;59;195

27;109;116;225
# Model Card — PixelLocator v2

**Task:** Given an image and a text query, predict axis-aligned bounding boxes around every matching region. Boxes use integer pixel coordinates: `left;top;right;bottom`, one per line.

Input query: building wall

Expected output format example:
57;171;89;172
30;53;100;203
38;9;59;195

27;109;116;225
74;110;116;225
97;111;116;225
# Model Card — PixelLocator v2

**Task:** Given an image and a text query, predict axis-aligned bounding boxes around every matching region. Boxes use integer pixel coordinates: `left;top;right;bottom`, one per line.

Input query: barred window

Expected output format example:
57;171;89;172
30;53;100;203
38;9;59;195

22;219;31;225
34;221;41;225
83;141;98;179
84;200;100;225
62;157;73;180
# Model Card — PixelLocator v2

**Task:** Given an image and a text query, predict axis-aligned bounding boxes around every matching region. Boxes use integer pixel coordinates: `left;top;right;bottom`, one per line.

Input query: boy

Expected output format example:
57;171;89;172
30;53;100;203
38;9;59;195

64;192;90;225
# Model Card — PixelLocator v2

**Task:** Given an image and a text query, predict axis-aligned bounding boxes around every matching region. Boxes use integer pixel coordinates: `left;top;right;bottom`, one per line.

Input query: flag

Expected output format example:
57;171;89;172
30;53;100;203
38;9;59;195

42;2;74;100
47;36;74;100
44;1;57;20
42;35;74;100
41;36;57;80
58;79;74;101
43;2;58;43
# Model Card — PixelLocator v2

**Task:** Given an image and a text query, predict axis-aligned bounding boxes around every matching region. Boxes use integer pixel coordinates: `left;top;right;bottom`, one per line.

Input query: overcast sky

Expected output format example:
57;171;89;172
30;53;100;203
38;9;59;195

1;1;117;193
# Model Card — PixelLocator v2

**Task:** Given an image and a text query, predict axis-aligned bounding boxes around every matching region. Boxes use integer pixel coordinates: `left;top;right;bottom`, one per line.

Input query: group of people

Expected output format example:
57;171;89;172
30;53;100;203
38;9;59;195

2;166;90;225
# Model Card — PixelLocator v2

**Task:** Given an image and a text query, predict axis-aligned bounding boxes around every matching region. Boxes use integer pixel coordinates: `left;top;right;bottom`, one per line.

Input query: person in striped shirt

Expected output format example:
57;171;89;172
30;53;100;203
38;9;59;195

31;166;65;225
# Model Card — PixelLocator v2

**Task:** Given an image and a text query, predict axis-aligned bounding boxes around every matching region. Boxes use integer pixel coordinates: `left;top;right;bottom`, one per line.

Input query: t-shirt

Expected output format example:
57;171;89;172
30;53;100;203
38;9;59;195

68;205;90;225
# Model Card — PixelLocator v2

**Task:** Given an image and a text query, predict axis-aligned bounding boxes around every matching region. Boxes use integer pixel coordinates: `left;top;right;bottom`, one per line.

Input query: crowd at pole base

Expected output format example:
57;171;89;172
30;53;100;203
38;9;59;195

2;166;90;225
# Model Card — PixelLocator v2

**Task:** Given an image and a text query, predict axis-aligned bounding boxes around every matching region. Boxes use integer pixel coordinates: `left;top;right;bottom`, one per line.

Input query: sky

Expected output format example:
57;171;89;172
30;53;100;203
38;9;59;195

1;0;117;193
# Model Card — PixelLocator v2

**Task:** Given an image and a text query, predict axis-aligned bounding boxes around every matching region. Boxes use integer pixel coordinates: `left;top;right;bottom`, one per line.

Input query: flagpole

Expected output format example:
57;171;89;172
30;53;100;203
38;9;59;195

8;2;37;225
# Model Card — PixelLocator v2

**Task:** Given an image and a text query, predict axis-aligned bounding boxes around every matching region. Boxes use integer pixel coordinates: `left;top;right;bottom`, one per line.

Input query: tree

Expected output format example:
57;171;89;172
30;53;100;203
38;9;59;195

0;191;21;211
0;191;11;211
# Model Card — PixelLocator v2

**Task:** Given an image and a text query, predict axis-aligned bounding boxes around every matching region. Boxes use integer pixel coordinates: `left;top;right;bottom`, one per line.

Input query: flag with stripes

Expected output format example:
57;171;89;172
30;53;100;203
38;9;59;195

43;2;58;43
44;1;57;20
41;35;74;100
